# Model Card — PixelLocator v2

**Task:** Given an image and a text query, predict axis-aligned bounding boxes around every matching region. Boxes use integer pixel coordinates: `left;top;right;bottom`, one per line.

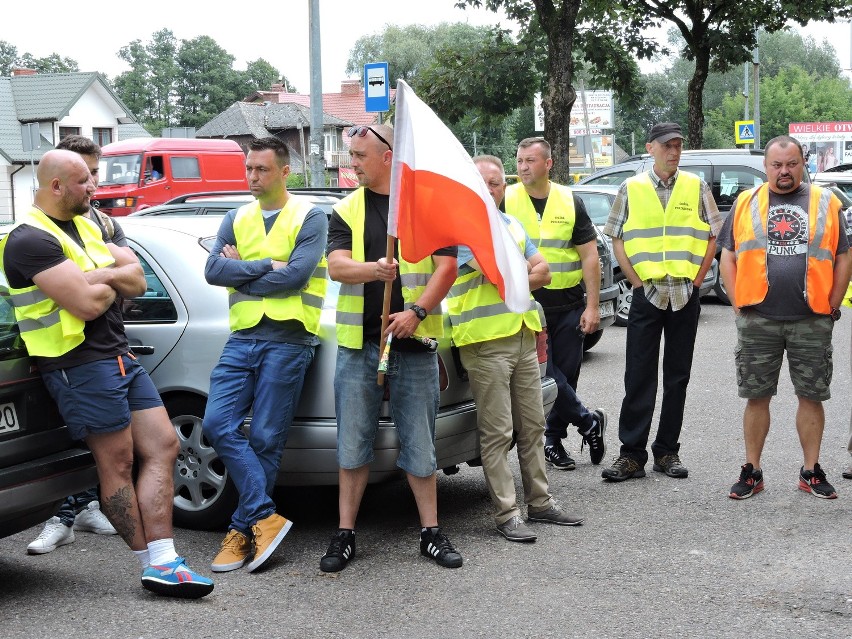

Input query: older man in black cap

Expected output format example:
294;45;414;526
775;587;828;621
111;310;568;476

601;123;723;482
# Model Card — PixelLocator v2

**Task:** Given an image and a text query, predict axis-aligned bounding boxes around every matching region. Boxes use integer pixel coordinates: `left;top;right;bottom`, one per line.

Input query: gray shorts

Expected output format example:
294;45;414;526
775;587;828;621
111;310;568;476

734;312;834;401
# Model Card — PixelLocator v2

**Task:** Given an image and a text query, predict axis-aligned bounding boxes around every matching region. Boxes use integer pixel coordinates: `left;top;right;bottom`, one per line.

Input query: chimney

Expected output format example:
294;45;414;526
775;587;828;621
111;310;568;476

270;83;284;92
12;67;37;76
340;79;361;95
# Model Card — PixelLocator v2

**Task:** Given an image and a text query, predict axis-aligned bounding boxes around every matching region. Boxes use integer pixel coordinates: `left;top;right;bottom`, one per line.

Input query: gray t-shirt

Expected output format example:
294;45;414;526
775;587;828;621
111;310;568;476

719;184;849;320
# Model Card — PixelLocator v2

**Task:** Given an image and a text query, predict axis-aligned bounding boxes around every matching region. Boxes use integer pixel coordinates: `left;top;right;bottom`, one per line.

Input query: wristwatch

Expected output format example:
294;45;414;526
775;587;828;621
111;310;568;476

830;307;841;322
409;304;427;321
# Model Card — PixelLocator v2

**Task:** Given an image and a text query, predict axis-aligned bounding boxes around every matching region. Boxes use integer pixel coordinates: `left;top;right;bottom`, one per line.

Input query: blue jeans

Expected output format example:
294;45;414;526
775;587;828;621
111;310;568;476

335;344;438;477
202;337;315;535
543;307;593;441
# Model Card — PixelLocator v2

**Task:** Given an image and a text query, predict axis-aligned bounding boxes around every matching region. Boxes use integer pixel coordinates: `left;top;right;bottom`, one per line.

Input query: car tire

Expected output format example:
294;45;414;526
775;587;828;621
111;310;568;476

713;275;731;305
167;395;237;531
614;272;632;327
583;329;603;351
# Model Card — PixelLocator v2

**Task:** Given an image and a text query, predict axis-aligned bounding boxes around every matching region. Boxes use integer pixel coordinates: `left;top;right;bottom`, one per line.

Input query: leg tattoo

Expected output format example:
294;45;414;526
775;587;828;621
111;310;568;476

101;485;137;544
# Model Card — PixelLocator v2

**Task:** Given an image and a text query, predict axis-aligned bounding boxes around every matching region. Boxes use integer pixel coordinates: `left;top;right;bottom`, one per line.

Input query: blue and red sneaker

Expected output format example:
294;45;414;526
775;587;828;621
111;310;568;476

141;557;214;599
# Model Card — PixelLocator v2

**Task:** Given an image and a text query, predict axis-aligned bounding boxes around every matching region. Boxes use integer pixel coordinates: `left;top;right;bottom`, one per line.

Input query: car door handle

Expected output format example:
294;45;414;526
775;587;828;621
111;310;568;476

130;345;155;355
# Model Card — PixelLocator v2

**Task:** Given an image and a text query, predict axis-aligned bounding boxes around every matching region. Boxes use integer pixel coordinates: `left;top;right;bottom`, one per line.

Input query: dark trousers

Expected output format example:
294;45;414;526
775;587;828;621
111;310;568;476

56;487;99;527
618;286;700;465
544;306;593;441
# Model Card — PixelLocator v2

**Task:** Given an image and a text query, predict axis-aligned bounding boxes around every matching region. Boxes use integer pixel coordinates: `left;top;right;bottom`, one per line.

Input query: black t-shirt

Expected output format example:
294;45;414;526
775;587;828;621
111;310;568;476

528;193;598;312
3;215;128;371
327;189;457;352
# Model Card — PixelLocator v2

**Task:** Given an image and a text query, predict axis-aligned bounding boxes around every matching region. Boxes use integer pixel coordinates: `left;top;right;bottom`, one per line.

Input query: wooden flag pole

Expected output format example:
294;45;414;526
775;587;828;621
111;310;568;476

377;234;396;385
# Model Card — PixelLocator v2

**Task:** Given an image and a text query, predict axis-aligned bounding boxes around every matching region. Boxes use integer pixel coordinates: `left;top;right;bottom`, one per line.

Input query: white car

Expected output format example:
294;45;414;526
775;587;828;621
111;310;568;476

118;215;558;530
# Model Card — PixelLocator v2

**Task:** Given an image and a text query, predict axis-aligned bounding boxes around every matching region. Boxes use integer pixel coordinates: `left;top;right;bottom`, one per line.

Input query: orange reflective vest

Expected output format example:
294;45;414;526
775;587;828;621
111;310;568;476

731;183;840;314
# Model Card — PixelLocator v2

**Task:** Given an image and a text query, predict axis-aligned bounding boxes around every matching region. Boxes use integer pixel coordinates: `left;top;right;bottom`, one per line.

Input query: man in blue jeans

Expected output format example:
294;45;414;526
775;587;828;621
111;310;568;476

203;137;328;573
319;123;462;572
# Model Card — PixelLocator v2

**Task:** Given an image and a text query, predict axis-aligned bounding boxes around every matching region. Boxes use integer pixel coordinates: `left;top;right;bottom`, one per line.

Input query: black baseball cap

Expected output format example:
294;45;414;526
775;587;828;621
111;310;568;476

648;122;684;144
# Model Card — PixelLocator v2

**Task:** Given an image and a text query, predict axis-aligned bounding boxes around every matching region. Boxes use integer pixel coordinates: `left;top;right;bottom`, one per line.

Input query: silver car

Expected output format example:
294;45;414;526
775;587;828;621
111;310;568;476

119;215;558;530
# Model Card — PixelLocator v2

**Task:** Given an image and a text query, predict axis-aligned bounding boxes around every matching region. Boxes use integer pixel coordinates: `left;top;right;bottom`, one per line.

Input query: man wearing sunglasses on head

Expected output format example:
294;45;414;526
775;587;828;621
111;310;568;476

320;123;463;573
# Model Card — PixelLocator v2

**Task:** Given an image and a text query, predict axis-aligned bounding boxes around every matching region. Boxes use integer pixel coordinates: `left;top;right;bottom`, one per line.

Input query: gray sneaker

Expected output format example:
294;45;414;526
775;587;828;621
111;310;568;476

527;505;584;526
496;515;537;542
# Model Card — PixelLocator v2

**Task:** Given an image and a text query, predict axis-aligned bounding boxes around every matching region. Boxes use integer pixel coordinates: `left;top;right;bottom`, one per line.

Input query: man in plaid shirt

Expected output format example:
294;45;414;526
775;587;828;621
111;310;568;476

602;122;722;482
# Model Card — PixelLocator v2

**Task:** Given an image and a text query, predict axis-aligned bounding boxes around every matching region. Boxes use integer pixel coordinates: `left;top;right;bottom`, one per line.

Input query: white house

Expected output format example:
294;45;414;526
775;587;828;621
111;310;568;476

0;69;149;222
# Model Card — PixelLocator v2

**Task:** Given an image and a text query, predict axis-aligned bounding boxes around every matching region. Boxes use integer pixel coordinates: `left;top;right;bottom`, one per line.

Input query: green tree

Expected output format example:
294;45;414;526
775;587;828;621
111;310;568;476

458;0;659;184
0;42;78;75
146;29;179;128
617;0;852;148
705;66;852;147
114;40;154;127
0;41;18;76
175;36;239;129
346;23;489;85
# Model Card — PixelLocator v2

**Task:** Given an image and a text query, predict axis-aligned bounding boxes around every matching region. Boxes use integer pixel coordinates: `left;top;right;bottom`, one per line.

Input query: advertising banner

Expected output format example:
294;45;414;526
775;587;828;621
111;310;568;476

788;122;852;172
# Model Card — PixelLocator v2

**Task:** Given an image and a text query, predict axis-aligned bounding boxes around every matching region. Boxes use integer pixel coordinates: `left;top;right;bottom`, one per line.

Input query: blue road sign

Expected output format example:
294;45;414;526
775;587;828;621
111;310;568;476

735;120;755;144
364;62;390;113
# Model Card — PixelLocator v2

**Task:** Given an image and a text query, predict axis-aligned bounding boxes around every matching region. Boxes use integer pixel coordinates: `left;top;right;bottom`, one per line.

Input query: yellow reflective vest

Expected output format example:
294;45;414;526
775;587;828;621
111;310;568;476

623;171;708;281
505;181;583;289
228;198;328;334
448;214;540;347
333;188;443;349
0;208;115;357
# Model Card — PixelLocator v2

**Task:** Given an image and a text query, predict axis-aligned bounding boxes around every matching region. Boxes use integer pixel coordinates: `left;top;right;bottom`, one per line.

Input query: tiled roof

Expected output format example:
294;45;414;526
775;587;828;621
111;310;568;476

118;122;153;140
251;82;396;146
196;101;352;138
0;72;137;163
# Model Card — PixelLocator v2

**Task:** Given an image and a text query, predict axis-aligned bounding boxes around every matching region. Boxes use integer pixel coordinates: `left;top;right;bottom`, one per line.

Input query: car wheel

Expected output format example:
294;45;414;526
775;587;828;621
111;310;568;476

583;329;603;351
713;275;731;305
614;272;632;327
166;395;237;531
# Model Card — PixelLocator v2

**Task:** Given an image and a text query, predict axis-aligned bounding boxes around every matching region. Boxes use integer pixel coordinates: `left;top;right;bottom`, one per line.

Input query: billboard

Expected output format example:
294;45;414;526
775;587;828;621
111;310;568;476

534;90;614;134
788;122;852;172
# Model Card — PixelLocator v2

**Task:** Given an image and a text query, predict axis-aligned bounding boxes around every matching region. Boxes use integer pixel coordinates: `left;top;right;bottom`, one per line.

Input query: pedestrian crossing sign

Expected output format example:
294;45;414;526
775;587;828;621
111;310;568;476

735;120;755;145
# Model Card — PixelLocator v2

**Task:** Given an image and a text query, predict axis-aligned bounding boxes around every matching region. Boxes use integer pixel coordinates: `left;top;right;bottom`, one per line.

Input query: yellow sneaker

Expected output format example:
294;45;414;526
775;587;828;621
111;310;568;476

246;513;292;573
211;529;252;573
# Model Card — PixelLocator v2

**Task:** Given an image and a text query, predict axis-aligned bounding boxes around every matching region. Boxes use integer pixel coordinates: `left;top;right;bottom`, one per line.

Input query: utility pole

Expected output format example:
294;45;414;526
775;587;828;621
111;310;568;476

743;62;750;120
308;0;325;187
752;31;761;150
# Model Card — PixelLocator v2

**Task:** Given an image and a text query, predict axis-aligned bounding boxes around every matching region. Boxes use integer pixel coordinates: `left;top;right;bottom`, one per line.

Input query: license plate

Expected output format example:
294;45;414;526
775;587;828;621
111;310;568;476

0;402;20;434
599;301;614;319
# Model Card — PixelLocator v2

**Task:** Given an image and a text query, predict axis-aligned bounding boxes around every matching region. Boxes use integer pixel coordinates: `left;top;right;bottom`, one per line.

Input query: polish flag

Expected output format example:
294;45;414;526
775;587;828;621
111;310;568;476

388;80;530;313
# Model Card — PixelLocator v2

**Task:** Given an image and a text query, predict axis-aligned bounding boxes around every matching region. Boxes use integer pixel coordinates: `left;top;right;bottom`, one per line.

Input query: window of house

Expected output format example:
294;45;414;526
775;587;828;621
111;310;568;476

59;127;81;140
324;130;339;153
93;128;112;147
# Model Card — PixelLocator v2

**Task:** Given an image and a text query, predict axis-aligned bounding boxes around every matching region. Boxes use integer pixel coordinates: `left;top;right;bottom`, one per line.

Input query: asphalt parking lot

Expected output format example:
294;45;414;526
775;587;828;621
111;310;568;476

1;298;850;638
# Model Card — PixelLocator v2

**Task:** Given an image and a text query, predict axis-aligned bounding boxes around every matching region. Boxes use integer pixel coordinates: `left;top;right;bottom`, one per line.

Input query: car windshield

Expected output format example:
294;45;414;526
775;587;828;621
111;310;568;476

99;154;143;186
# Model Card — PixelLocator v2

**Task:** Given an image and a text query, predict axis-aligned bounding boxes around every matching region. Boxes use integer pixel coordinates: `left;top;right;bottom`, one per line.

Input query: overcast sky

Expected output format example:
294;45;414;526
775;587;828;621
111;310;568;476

2;1;848;93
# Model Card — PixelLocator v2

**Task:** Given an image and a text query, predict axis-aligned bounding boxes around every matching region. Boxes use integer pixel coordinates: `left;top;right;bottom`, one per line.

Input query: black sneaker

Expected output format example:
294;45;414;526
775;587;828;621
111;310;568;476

729;463;764;499
319;529;355;572
601;455;645;482
798;463;837;499
580;409;607;465
653;454;689;478
420;527;463;568
544;440;576;470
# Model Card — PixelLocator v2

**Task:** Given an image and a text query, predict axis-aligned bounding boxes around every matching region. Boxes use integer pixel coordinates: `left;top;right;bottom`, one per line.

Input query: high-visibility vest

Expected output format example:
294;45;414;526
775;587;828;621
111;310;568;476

731;183;840;314
623;171;708;280
448;214;540;347
505;182;583;289
332;188;443;349
0;208;115;357
228;198;328;334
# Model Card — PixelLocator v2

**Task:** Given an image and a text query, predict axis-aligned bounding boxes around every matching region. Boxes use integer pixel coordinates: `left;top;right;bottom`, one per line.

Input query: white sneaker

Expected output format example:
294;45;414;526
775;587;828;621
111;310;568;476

73;501;117;535
27;517;75;554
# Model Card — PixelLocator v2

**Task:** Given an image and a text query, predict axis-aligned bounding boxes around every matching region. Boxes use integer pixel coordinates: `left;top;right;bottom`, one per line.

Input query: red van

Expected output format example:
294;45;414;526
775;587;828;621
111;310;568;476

92;138;248;216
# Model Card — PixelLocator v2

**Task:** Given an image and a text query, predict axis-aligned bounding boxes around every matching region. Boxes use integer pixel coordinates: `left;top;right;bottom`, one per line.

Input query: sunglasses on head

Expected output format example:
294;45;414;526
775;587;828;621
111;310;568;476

348;126;392;150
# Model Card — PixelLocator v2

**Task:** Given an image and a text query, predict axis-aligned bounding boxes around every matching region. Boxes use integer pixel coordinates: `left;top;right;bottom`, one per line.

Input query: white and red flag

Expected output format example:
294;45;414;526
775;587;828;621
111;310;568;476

388;80;530;312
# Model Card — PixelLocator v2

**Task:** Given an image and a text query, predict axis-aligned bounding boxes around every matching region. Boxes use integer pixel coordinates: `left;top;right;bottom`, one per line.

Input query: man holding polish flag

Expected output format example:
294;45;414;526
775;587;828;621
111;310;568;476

388;80;531;312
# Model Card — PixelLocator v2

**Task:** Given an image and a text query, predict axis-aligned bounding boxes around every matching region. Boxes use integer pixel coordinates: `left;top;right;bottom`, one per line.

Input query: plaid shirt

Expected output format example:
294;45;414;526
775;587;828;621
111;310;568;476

603;169;723;311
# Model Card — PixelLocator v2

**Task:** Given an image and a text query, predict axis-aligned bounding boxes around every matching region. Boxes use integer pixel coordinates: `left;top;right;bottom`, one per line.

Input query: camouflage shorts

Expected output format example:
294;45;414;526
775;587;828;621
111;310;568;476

734;311;834;401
